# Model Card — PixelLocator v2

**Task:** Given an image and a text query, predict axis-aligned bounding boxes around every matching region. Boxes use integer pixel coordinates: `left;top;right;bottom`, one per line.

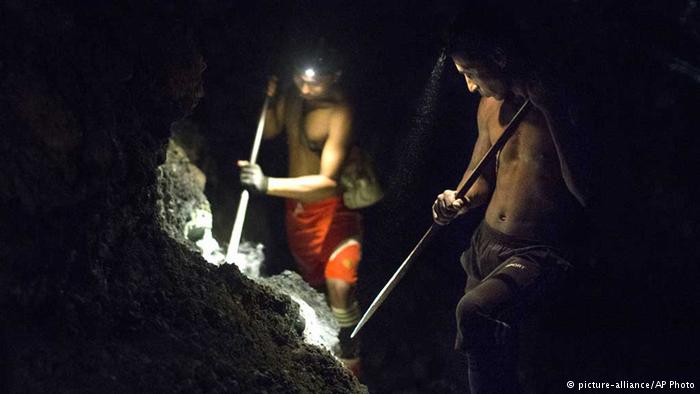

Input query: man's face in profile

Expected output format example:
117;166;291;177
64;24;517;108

452;54;509;100
293;69;338;99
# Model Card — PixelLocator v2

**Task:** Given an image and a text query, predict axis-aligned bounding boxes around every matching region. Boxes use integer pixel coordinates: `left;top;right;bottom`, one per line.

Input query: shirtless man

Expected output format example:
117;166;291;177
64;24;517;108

433;9;590;394
238;49;362;373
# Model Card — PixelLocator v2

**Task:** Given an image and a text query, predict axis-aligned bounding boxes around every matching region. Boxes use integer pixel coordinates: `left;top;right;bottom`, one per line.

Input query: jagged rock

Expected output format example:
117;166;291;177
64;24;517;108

157;139;225;265
157;136;341;357
157;140;209;247
256;271;341;354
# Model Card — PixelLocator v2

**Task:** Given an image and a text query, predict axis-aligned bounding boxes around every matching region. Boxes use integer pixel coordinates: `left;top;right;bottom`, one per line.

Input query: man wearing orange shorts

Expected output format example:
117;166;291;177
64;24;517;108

238;43;363;373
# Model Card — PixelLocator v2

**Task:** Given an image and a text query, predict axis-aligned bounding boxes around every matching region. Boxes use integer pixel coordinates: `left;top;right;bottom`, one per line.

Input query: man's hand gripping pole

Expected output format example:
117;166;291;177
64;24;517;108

351;99;532;338
225;95;271;264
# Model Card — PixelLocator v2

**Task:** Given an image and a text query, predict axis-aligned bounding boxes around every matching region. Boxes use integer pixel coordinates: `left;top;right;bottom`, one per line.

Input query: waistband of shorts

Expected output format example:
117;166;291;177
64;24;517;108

478;220;565;249
285;195;343;210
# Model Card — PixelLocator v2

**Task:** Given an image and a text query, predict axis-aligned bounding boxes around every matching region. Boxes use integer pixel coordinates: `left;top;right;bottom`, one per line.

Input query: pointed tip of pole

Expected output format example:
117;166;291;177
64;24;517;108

350;319;365;339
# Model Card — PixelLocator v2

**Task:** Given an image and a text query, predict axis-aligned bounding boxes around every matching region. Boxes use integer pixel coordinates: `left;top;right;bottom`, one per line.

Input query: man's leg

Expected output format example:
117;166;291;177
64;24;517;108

456;258;559;394
327;278;360;353
457;277;520;394
325;239;362;373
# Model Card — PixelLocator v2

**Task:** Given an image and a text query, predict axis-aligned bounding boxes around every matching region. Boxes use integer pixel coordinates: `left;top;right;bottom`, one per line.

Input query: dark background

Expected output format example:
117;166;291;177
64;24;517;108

180;0;700;391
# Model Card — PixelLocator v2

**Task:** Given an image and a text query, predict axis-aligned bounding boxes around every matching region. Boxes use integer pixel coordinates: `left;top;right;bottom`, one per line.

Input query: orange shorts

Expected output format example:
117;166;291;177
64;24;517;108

285;196;363;287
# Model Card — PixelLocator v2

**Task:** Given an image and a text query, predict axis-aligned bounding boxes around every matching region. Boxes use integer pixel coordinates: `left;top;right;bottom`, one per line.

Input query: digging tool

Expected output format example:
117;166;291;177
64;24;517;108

225;95;271;264
351;99;532;338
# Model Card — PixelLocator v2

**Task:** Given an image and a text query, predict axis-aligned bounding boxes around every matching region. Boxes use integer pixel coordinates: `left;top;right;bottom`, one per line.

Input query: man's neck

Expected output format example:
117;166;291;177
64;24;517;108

303;90;342;108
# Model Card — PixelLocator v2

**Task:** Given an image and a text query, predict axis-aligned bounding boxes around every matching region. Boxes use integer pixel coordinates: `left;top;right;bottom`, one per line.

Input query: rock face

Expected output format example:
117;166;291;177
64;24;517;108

157;138;341;356
157;139;225;265
157;141;209;246
0;2;364;393
258;271;341;355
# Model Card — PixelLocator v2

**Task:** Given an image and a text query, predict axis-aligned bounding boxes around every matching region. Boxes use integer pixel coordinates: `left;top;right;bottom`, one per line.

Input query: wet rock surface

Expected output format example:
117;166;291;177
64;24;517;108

0;2;364;393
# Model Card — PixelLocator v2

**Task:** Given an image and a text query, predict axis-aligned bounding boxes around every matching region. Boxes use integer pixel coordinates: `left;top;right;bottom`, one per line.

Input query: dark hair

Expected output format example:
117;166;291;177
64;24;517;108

446;3;525;73
292;38;343;76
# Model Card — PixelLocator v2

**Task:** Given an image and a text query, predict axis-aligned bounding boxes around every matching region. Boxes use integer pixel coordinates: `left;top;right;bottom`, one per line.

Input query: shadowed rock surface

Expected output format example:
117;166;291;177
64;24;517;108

157;137;341;356
0;2;364;393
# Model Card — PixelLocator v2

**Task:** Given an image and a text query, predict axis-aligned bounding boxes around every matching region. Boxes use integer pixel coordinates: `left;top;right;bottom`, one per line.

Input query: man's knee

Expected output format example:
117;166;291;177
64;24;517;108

455;294;510;353
325;239;361;285
456;295;488;352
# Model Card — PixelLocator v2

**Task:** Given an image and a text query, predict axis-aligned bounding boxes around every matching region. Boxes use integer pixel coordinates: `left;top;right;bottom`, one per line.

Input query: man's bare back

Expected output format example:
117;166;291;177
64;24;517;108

480;97;581;241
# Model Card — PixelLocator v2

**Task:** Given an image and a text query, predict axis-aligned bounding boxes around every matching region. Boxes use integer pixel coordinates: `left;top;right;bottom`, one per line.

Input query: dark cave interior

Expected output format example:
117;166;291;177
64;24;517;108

1;1;699;393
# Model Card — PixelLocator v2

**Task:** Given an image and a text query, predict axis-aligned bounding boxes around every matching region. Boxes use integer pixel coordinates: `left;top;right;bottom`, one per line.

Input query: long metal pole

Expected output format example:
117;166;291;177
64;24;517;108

351;99;531;338
225;95;271;264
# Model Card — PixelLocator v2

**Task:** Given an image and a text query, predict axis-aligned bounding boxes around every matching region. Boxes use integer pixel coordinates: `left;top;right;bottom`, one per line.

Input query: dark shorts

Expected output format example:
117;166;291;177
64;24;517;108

460;221;574;318
455;221;580;393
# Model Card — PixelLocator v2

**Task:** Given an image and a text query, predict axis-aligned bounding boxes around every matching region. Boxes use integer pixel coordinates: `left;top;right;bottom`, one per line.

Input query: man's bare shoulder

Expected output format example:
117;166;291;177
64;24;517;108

330;102;352;122
476;97;506;134
492;98;549;132
518;104;549;133
477;97;500;118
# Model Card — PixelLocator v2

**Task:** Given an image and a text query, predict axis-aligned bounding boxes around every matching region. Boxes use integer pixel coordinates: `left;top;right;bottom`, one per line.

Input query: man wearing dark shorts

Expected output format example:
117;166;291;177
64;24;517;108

432;6;590;394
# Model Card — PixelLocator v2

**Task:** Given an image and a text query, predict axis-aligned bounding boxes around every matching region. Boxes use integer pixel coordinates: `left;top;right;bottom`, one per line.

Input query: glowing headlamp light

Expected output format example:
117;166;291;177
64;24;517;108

304;68;316;79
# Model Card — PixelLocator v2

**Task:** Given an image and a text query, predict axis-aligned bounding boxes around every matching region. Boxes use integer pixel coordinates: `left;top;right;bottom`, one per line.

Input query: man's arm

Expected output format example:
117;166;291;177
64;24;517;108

456;102;496;207
526;78;592;208
265;105;352;201
433;99;495;224
537;101;591;208
262;77;285;140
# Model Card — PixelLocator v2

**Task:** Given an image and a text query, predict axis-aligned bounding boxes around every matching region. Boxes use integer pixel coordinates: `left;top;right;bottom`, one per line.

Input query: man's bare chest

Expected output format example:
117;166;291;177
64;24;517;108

285;105;332;149
485;107;557;166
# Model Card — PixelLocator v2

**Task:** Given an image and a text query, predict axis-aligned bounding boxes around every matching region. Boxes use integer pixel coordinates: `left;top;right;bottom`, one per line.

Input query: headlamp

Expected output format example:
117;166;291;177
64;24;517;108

304;68;316;79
